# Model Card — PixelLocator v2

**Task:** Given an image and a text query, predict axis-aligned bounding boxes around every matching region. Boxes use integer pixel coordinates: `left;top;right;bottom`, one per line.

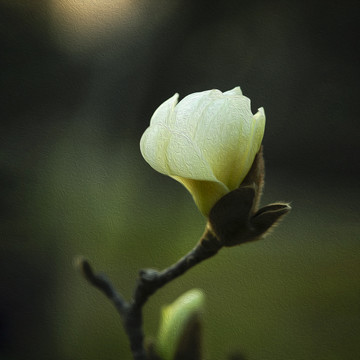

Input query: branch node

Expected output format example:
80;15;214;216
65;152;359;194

139;268;159;282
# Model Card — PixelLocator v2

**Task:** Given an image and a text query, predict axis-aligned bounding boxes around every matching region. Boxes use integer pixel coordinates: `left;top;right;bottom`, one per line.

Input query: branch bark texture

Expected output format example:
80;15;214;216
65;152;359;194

79;227;222;360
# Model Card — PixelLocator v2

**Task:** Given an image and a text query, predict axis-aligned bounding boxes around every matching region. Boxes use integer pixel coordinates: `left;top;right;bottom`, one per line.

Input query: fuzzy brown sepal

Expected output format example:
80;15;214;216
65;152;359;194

208;148;291;246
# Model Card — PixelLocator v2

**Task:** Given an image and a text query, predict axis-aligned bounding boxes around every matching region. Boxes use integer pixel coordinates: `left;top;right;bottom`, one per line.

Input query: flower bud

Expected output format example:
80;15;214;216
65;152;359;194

140;87;265;216
156;289;205;360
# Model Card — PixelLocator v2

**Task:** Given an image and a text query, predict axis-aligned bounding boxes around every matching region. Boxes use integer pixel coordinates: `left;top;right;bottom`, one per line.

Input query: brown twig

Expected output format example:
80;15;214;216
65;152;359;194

78;227;222;360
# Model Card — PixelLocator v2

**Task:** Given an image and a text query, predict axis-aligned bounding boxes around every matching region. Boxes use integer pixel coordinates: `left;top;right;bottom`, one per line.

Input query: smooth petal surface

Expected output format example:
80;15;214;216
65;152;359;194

177;88;255;190
171;87;265;190
140;94;178;175
140;93;221;183
149;93;179;126
172;177;229;216
226;106;266;189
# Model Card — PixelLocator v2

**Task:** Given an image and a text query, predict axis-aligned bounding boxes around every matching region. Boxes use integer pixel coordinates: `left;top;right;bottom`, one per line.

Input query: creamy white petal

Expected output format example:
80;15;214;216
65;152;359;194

140;124;172;175
141;120;229;216
227;107;266;189
172;89;223;135
165;128;219;182
149;93;179;126
224;86;243;96
141;122;221;183
189;92;254;189
140;94;179;174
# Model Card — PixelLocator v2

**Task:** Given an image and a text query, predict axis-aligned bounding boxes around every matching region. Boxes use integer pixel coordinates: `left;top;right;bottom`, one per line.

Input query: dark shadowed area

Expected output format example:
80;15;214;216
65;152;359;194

1;0;359;359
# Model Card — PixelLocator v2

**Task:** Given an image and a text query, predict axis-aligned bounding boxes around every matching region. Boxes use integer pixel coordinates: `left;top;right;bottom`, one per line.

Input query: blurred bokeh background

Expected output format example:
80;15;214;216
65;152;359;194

1;0;359;359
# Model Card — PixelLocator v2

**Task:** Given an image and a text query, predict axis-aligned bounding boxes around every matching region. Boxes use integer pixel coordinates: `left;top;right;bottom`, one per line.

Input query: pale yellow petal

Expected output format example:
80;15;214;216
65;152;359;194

165;130;218;181
140;94;179;175
149;93;178;126
223;86;243;96
172;89;223;135
140;124;172;175
141;122;223;185
172;177;229;216
227;106;266;189
189;92;254;189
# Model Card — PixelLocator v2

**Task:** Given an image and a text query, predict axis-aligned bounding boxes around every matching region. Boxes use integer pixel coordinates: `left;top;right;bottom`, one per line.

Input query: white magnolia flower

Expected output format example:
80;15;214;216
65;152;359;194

140;87;265;216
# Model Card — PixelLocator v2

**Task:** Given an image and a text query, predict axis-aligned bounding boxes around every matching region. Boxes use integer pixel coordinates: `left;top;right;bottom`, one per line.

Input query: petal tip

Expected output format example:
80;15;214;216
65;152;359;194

254;107;266;123
224;86;243;96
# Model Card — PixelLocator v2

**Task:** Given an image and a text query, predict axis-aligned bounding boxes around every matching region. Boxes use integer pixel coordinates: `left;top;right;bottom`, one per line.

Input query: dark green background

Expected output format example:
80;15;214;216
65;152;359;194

1;1;359;359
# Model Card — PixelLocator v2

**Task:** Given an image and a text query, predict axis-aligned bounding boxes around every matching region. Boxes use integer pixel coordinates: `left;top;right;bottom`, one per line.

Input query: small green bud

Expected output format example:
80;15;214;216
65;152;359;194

156;289;205;360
